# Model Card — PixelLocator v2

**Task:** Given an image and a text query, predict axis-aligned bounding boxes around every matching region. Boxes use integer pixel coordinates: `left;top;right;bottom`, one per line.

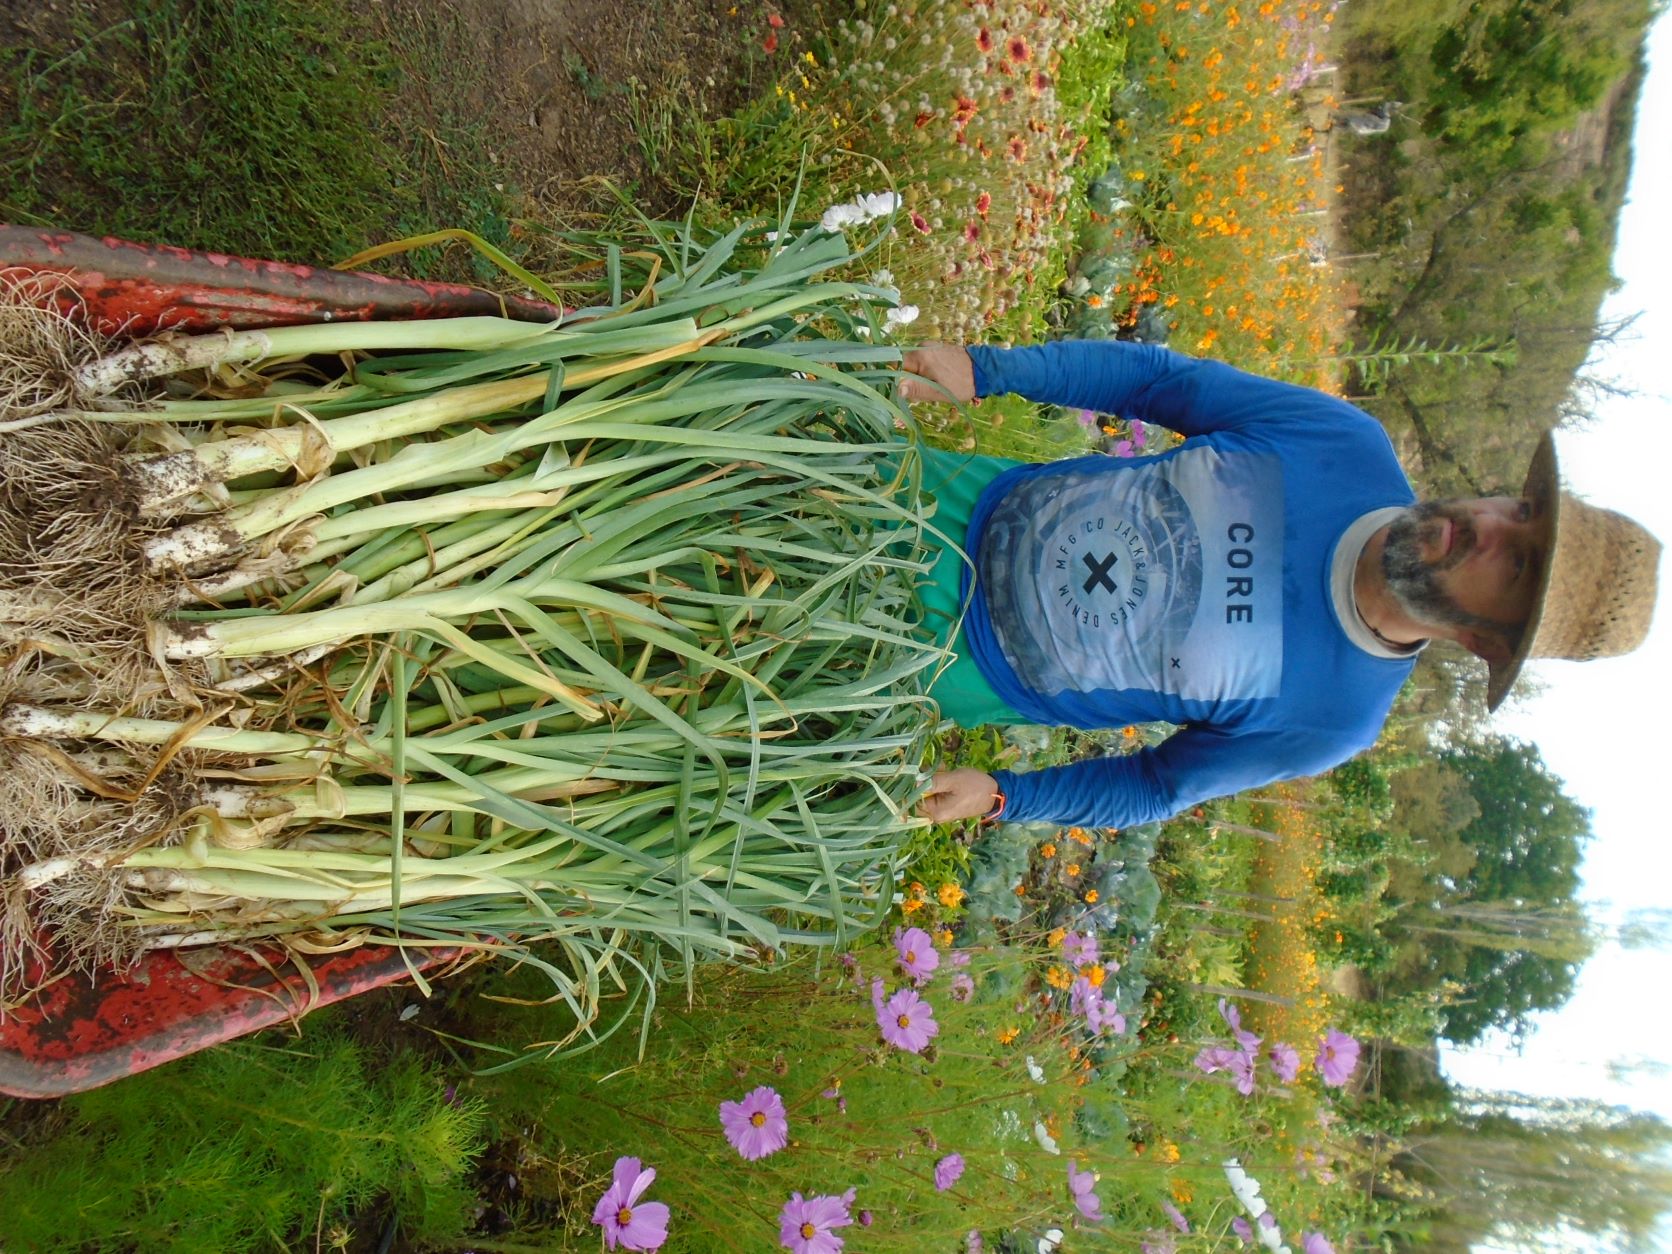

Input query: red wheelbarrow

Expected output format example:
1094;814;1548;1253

0;227;561;1098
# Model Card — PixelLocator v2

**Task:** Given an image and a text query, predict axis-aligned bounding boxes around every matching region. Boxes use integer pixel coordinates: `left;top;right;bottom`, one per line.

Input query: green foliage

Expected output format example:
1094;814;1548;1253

1396;1098;1672;1253
1377;737;1597;1044
1323;329;1519;393
0;1033;484;1253
1423;0;1640;164
460;947;1100;1252
1335;0;1653;496
1326;757;1395;823
0;0;509;266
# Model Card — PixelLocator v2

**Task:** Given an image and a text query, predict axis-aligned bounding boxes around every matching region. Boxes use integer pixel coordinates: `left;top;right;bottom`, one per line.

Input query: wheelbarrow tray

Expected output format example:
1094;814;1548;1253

0;942;458;1099
0;226;557;1097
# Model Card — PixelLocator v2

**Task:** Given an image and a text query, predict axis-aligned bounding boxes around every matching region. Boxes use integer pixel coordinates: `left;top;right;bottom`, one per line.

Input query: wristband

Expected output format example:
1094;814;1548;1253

981;785;1007;825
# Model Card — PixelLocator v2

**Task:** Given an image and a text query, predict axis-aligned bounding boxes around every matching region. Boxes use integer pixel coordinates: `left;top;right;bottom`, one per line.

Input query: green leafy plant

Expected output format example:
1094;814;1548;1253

0;1033;483;1253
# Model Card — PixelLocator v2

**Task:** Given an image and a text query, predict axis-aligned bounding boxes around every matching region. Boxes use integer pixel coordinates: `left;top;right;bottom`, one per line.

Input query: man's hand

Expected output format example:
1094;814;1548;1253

897;344;976;406
919;768;1000;823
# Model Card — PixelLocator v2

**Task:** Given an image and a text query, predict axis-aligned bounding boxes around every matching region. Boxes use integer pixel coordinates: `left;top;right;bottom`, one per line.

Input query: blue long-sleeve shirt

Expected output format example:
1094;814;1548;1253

963;341;1419;829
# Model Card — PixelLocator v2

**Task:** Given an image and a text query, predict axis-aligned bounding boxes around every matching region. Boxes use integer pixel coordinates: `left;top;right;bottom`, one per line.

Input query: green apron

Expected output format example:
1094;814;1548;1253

908;444;1029;727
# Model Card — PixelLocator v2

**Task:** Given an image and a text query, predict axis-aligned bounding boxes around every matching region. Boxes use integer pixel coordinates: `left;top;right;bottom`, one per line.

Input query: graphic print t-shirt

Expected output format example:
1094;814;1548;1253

978;446;1285;706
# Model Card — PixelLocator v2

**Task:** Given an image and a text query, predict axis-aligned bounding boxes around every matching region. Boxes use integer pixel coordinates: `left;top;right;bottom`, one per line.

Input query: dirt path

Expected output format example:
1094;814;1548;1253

356;0;758;214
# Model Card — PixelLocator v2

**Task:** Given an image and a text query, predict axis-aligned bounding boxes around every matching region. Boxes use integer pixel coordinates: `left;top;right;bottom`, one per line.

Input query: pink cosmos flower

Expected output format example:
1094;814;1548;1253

1266;1040;1301;1083
1067;1158;1103;1221
1218;998;1262;1052
1061;931;1099;967
780;1188;857;1254
1069;975;1098;1016
1162;1201;1191;1233
1141;1232;1177;1254
1085;995;1124;1035
1303;1235;1337;1254
719;1085;789;1161
1194;1045;1256;1095
894;926;940;984
877;985;939;1052
590;1157;671;1251
1316;1028;1360;1088
1232;1216;1254;1245
950;971;975;1002
934;1152;966;1190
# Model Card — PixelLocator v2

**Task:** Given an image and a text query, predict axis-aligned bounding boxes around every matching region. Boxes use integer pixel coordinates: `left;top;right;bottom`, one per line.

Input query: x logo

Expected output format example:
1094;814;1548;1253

1082;551;1119;594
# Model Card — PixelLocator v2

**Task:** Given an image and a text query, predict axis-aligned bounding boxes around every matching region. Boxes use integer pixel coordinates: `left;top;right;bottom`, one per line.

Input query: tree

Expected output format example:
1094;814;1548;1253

1385;737;1595;1044
1396;1093;1672;1252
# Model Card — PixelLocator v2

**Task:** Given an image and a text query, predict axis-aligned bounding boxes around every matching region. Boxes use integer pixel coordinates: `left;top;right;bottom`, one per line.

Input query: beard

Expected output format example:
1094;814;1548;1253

1381;501;1515;636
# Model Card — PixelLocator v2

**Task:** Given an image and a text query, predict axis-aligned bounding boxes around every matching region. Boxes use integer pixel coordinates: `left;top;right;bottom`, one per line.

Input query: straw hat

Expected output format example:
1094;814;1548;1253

1486;431;1663;710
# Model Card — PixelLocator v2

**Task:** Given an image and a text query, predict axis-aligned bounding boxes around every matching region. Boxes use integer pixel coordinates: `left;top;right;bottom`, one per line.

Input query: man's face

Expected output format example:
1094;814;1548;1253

1381;497;1546;644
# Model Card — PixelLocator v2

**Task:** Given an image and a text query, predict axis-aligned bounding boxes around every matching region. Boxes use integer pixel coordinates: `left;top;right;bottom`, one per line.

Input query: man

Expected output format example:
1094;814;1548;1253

895;340;1662;828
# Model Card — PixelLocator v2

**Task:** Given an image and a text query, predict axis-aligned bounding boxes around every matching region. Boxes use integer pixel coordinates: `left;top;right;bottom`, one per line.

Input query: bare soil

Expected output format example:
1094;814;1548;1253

355;0;757;215
2;0;764;238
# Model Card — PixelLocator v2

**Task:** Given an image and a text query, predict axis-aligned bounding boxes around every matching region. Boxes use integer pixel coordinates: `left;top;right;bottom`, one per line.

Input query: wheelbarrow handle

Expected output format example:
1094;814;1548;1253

0;941;464;1099
0;224;563;337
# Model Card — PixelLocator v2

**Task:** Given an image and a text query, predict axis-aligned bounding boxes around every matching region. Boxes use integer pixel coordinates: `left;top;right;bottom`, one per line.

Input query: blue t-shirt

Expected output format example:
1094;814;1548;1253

963;341;1418;829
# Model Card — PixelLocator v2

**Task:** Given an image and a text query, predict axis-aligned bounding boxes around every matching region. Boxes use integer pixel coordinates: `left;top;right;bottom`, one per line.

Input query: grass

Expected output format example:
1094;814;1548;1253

0;0;513;274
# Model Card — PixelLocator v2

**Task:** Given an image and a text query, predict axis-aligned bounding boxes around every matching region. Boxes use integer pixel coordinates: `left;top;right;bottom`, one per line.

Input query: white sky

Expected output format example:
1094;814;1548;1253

1438;9;1672;1250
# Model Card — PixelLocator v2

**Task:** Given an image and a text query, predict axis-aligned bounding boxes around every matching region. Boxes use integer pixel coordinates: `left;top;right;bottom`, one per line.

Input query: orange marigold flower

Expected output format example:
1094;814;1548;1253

1084;889;1099;904
1086;965;1106;987
1045;965;1073;990
1040;843;1057;859
1122;725;1139;738
938;882;966;908
1065;863;1081;878
1047;927;1067;946
997;1025;1020;1044
902;897;924;914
